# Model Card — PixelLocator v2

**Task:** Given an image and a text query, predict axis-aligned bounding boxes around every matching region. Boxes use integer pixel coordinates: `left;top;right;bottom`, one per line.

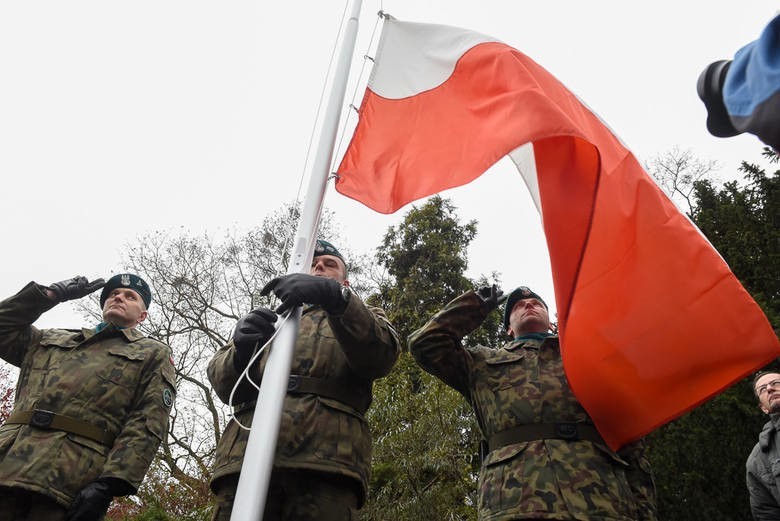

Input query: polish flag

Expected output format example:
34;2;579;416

336;18;779;449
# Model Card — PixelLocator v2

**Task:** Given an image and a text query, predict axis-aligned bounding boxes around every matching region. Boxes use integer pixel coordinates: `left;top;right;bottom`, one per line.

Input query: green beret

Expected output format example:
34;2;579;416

100;273;152;309
502;286;547;330
315;239;346;265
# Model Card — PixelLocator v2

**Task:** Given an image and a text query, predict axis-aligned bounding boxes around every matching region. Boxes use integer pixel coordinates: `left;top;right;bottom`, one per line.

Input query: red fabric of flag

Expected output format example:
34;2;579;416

336;19;780;449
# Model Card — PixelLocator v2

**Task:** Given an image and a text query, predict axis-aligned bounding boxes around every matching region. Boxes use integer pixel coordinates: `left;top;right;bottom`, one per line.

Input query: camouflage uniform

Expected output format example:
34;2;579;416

409;291;656;521
208;291;400;518
0;282;176;509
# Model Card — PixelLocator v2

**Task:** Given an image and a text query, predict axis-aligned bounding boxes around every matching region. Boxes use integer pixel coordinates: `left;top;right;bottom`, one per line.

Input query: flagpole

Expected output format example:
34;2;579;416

229;1;364;520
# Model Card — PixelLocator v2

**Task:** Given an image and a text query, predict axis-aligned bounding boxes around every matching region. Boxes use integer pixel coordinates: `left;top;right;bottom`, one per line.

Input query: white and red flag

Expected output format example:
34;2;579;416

336;18;779;449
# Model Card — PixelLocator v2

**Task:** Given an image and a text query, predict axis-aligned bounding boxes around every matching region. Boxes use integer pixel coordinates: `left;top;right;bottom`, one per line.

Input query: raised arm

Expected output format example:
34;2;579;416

408;290;490;398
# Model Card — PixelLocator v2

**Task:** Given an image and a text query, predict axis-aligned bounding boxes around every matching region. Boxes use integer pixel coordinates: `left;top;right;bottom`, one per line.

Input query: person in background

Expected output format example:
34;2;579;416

746;370;780;520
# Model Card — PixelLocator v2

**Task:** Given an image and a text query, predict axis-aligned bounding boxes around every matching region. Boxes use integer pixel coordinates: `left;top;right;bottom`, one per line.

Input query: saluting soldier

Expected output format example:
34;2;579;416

208;239;401;521
409;285;657;521
0;273;177;521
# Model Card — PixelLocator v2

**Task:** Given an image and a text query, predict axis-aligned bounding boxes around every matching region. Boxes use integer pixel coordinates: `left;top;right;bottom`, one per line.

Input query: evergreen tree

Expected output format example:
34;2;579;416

692;149;779;327
363;196;502;521
647;149;779;521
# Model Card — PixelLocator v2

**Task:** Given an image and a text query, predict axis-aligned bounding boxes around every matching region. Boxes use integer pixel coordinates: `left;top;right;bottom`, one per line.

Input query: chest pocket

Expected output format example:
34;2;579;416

98;346;146;388
292;310;343;375
37;330;81;365
474;351;539;429
480;350;527;391
39;329;80;347
20;332;82;404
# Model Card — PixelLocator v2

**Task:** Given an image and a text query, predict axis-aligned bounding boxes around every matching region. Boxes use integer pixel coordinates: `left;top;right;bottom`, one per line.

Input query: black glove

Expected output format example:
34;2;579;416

49;276;106;302
233;307;278;368
65;478;122;521
476;284;503;313
261;273;347;315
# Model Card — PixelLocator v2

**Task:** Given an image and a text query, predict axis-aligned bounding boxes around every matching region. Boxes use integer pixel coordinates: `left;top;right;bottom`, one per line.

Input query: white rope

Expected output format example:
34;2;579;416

294;0;351;199
282;0;356;269
330;9;388;177
227;310;293;431
226;1;387;433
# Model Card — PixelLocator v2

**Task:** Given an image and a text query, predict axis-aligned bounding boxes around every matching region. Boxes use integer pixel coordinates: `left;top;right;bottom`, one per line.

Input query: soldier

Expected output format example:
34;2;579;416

409;285;657;520
208;239;401;521
746;371;780;520
0;273;177;521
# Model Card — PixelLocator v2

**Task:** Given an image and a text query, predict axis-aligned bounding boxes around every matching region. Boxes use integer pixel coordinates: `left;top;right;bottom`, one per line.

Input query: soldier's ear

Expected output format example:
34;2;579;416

136;310;148;326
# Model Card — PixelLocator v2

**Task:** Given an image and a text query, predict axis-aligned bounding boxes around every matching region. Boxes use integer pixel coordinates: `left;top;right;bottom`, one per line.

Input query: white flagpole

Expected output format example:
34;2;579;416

229;1;364;519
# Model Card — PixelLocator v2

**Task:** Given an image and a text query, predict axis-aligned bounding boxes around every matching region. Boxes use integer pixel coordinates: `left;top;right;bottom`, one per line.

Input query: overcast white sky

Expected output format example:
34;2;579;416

0;1;776;330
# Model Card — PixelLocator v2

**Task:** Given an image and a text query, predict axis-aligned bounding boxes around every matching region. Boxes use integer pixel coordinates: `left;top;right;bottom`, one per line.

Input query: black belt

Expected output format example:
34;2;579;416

235;375;369;414
5;409;115;446
487;422;604;452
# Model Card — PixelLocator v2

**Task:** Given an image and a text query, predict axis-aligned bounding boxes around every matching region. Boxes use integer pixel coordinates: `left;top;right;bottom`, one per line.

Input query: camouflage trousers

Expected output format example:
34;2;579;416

0;487;68;521
212;470;359;521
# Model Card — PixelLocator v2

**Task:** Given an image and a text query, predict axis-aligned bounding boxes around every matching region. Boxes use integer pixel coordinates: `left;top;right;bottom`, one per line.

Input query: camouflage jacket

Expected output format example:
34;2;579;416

0;282;177;507
208;290;400;504
409;291;656;521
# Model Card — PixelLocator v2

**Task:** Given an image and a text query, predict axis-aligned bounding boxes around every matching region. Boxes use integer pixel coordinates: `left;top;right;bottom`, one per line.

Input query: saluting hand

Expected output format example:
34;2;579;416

48;276;106;302
476;284;503;313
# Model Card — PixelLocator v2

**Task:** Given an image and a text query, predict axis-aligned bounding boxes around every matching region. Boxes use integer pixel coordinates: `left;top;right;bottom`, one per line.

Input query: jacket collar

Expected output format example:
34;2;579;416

759;414;780;451
83;324;145;342
505;334;558;351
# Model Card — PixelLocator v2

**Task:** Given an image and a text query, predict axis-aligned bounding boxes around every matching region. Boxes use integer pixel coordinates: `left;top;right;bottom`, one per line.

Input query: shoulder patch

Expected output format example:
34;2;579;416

163;387;174;408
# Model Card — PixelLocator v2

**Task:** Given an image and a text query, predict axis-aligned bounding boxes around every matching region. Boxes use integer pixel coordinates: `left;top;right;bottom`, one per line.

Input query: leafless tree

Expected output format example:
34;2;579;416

646;147;719;217
0;364;14;425
75;202;358;501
